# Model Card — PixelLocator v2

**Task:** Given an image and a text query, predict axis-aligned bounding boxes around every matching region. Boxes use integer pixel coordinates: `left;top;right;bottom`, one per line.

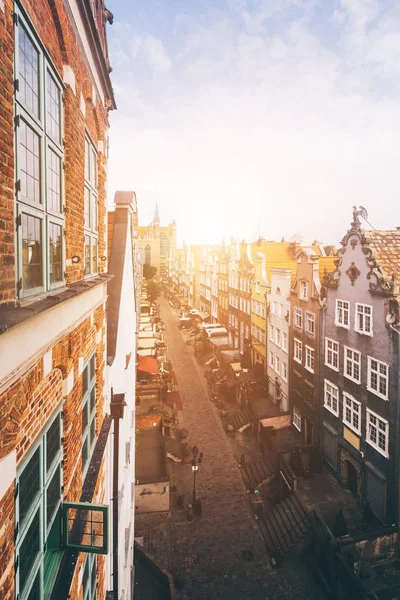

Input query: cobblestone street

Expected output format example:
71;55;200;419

136;296;327;599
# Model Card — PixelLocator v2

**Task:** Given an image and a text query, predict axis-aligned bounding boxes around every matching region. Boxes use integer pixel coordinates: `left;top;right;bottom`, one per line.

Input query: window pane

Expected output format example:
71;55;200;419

90;387;96;414
82;400;88;433
19;447;40;524
90;148;97;187
47;149;61;212
85;139;90;181
46;466;61;526
91;194;98;231
19;510;40;593
82;366;89;394
46;72;60;142
84;236;91;275
19;26;39;117
90;556;96;596
26;572;41;600
92;239;97;273
83;557;90;598
49;222;63;284
46;415;61;471
22;213;43;290
84;188;90;229
19;121;41;204
82;437;89;470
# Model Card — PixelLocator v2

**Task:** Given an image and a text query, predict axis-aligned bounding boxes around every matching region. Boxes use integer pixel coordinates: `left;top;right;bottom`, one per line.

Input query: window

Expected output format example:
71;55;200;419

282;332;288;353
355;303;373;335
82;353;97;478
15;411;62;600
300;280;308;300
305;312;315;335
84;134;98;276
256;281;260;293
336;299;350;328
343;393;361;435
305;382;314;407
324;380;339;416
294;339;302;364
275;328;281;347
367;357;389;400
260;330;265;345
305;346;314;373
252;299;256;312
269;350;274;368
293;406;301;431
281;361;287;382
269;324;274;342
83;554;97;600
275;355;280;374
251;323;255;336
344;347;361;383
325;338;339;371
294;307;302;329
15;13;64;298
261;303;265;318
366;409;389;458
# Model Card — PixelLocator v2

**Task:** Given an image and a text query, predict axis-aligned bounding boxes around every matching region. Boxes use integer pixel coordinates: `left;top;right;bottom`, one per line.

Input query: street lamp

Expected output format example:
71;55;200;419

191;446;203;511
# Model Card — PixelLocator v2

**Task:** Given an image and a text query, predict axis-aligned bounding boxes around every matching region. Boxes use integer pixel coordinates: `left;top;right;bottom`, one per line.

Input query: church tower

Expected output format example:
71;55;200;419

153;202;160;238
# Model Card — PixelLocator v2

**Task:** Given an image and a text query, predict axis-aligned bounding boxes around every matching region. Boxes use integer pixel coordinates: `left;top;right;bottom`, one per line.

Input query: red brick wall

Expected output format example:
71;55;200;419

0;485;14;600
0;0;15;304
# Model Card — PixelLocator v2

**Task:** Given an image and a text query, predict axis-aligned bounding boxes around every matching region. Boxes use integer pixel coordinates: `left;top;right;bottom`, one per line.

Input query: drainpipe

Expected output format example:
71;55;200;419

110;391;127;600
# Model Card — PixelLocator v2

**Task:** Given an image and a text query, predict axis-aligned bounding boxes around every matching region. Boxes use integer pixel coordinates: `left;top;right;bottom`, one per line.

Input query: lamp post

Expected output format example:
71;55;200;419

191;445;199;506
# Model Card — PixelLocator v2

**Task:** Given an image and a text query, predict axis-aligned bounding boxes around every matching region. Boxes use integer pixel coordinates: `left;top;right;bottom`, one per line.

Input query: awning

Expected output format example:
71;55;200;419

138;356;159;375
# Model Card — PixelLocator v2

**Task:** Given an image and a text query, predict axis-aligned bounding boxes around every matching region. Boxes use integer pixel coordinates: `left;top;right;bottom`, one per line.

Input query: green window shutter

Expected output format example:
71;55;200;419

63;502;109;555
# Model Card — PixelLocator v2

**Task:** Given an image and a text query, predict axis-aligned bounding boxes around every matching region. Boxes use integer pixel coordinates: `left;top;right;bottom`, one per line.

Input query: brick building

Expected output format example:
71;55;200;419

217;242;229;329
0;1;126;600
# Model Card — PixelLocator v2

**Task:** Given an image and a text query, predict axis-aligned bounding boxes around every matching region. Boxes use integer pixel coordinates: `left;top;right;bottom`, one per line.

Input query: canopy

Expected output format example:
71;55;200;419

138;356;159;375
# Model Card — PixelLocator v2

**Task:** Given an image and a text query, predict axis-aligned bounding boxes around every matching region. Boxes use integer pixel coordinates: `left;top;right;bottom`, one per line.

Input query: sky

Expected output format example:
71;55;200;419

106;0;400;247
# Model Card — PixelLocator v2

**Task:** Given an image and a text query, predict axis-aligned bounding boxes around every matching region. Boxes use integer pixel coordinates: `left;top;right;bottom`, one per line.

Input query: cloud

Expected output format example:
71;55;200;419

107;0;400;245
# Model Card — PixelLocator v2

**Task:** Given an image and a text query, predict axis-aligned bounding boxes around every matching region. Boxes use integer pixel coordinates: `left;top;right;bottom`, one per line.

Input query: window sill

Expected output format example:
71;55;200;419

366;439;389;459
324;404;339;418
366;386;388;401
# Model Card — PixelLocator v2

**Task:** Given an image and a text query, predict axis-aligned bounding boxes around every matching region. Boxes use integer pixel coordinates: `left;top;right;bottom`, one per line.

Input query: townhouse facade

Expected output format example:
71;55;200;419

289;251;336;445
228;243;240;349
237;241;253;355
0;3;134;600
251;252;268;372
217;242;229;329
320;208;400;525
267;268;292;412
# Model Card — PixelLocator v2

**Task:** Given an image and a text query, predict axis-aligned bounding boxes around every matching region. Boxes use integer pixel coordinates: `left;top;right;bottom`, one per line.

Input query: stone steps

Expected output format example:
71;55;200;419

259;493;310;560
228;408;254;432
240;448;276;491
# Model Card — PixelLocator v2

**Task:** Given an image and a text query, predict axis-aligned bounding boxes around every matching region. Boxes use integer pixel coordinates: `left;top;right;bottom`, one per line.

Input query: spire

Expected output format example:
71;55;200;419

153;202;160;226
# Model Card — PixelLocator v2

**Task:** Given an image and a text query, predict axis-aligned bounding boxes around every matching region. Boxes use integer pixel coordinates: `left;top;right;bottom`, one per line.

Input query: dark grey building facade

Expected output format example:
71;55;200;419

320;208;400;525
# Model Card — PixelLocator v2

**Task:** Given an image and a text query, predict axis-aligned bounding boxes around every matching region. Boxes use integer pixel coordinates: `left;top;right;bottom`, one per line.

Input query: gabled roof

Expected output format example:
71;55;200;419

318;256;337;281
366;230;400;279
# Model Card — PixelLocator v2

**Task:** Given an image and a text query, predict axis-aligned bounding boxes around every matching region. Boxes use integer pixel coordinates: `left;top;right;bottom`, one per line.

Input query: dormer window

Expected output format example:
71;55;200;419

300;280;308;300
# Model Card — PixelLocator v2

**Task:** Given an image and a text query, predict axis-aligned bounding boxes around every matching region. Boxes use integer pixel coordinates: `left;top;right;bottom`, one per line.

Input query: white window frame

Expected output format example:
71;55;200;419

269;324;274;342
335;299;350;329
275;328;281;347
344;346;361;384
355;303;373;336
343;393;361;436
282;332;288;353
324;379;339;417
294;338;302;364
293;406;301;431
275;355;280;374
325;337;339;372
84;133;98;277
305;345;314;373
305;312;315;336
269;350;274;368
281;361;287;382
300;280;308;301
367;357;389;400
294;307;302;329
366;408;389;458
